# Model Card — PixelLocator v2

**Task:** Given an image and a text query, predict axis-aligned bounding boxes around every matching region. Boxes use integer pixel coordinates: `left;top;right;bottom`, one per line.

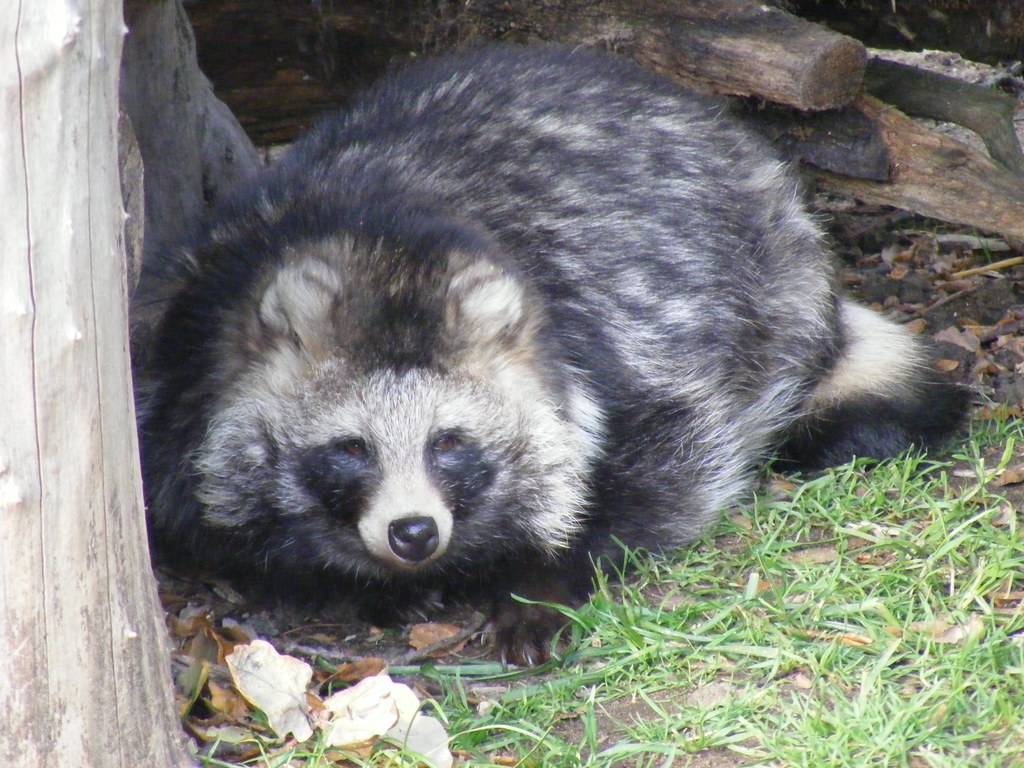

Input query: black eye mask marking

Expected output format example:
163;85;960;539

299;438;378;522
427;431;495;516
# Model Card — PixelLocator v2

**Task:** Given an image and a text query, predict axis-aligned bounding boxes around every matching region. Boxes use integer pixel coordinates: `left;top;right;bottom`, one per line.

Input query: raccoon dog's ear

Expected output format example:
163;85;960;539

257;257;341;352
444;258;529;350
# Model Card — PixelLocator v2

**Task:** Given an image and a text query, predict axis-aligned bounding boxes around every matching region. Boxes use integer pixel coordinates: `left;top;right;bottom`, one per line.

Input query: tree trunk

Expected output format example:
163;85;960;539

1;2;191;766
121;0;261;268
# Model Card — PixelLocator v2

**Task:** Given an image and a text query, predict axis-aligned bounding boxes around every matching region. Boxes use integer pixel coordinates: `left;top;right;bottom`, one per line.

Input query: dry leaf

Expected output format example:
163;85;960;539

768;477;798;496
993;591;1024;609
992;504;1015;528
226;640;314;741
323;674;453;767
790;672;813;690
910;615;984;645
933;326;980;352
188;724;257;745
409;623;464;654
684;681;735;709
799;629;873;647
786;545;839;565
175;657;209;718
208;680;250;720
837;633;873;648
904;318;928;335
389;709;453;768
327;657;388;685
889;263;910;280
322;675;407;747
170;607;213;638
993;465;1024;487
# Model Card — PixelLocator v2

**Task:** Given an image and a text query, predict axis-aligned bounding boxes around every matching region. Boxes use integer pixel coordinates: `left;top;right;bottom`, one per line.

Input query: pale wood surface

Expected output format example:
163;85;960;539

0;2;189;765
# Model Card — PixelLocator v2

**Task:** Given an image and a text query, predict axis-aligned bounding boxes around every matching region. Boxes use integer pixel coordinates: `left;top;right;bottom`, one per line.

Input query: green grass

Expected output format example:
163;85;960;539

199;416;1024;768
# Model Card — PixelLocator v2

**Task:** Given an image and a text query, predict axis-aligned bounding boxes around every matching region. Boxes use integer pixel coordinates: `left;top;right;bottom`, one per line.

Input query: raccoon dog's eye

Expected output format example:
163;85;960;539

333;437;368;459
431;432;462;454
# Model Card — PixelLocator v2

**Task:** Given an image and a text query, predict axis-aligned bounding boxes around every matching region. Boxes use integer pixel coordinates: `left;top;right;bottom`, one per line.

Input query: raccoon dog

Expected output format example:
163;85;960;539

137;45;966;664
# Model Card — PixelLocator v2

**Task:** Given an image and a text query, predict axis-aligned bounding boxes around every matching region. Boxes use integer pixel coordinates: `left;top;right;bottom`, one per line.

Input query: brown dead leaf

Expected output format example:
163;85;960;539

978;404;1024;420
188;723;258;746
789;672;813;690
993;465;1024;487
837;633;873;648
993;591;1024;609
169;608;213;639
408;623;466;657
186;623;252;666
904;318;928;335
847;536;871;550
325;657;388;685
991;504;1015;528
684;681;736;709
785;545;839;566
768;477;798;495
208;680;250;720
798;629;873;647
889;263;910;280
186;628;221;665
910;615;984;645
855;550;896;567
933;326;980;352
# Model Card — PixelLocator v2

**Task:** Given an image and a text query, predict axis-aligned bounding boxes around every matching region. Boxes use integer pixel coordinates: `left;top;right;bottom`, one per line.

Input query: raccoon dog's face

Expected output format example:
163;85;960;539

192;238;592;580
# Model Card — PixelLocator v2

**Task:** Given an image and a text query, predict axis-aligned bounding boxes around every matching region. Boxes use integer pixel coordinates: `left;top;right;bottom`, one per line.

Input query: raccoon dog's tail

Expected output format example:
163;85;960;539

780;299;969;470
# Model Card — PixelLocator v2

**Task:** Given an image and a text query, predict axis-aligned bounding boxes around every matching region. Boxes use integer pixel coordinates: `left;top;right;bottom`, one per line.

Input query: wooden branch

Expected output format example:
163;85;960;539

809;95;1024;242
865;57;1024;175
122;0;261;260
633;0;867;110
751;103;890;181
186;0;867;144
453;0;868;111
367;0;869;111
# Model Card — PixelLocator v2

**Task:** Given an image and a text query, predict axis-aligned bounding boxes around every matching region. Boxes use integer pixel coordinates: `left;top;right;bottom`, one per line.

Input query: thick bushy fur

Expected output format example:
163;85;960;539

136;45;966;662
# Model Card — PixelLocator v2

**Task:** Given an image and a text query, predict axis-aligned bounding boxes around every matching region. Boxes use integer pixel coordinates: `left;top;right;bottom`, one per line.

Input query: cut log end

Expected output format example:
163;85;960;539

802;37;867;110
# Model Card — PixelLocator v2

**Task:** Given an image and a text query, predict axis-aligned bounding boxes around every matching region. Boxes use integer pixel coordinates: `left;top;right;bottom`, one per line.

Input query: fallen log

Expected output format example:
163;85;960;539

437;0;867;111
177;2;1024;243
186;0;867;144
865;57;1024;175
807;96;1024;243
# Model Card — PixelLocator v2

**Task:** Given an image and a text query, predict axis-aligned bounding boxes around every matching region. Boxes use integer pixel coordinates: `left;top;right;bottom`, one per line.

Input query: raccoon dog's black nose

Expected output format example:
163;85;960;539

388;516;439;562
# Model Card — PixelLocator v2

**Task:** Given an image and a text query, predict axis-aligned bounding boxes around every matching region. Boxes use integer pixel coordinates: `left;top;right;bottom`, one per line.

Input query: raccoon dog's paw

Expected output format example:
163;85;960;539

490;567;586;666
492;596;570;667
356;586;444;628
